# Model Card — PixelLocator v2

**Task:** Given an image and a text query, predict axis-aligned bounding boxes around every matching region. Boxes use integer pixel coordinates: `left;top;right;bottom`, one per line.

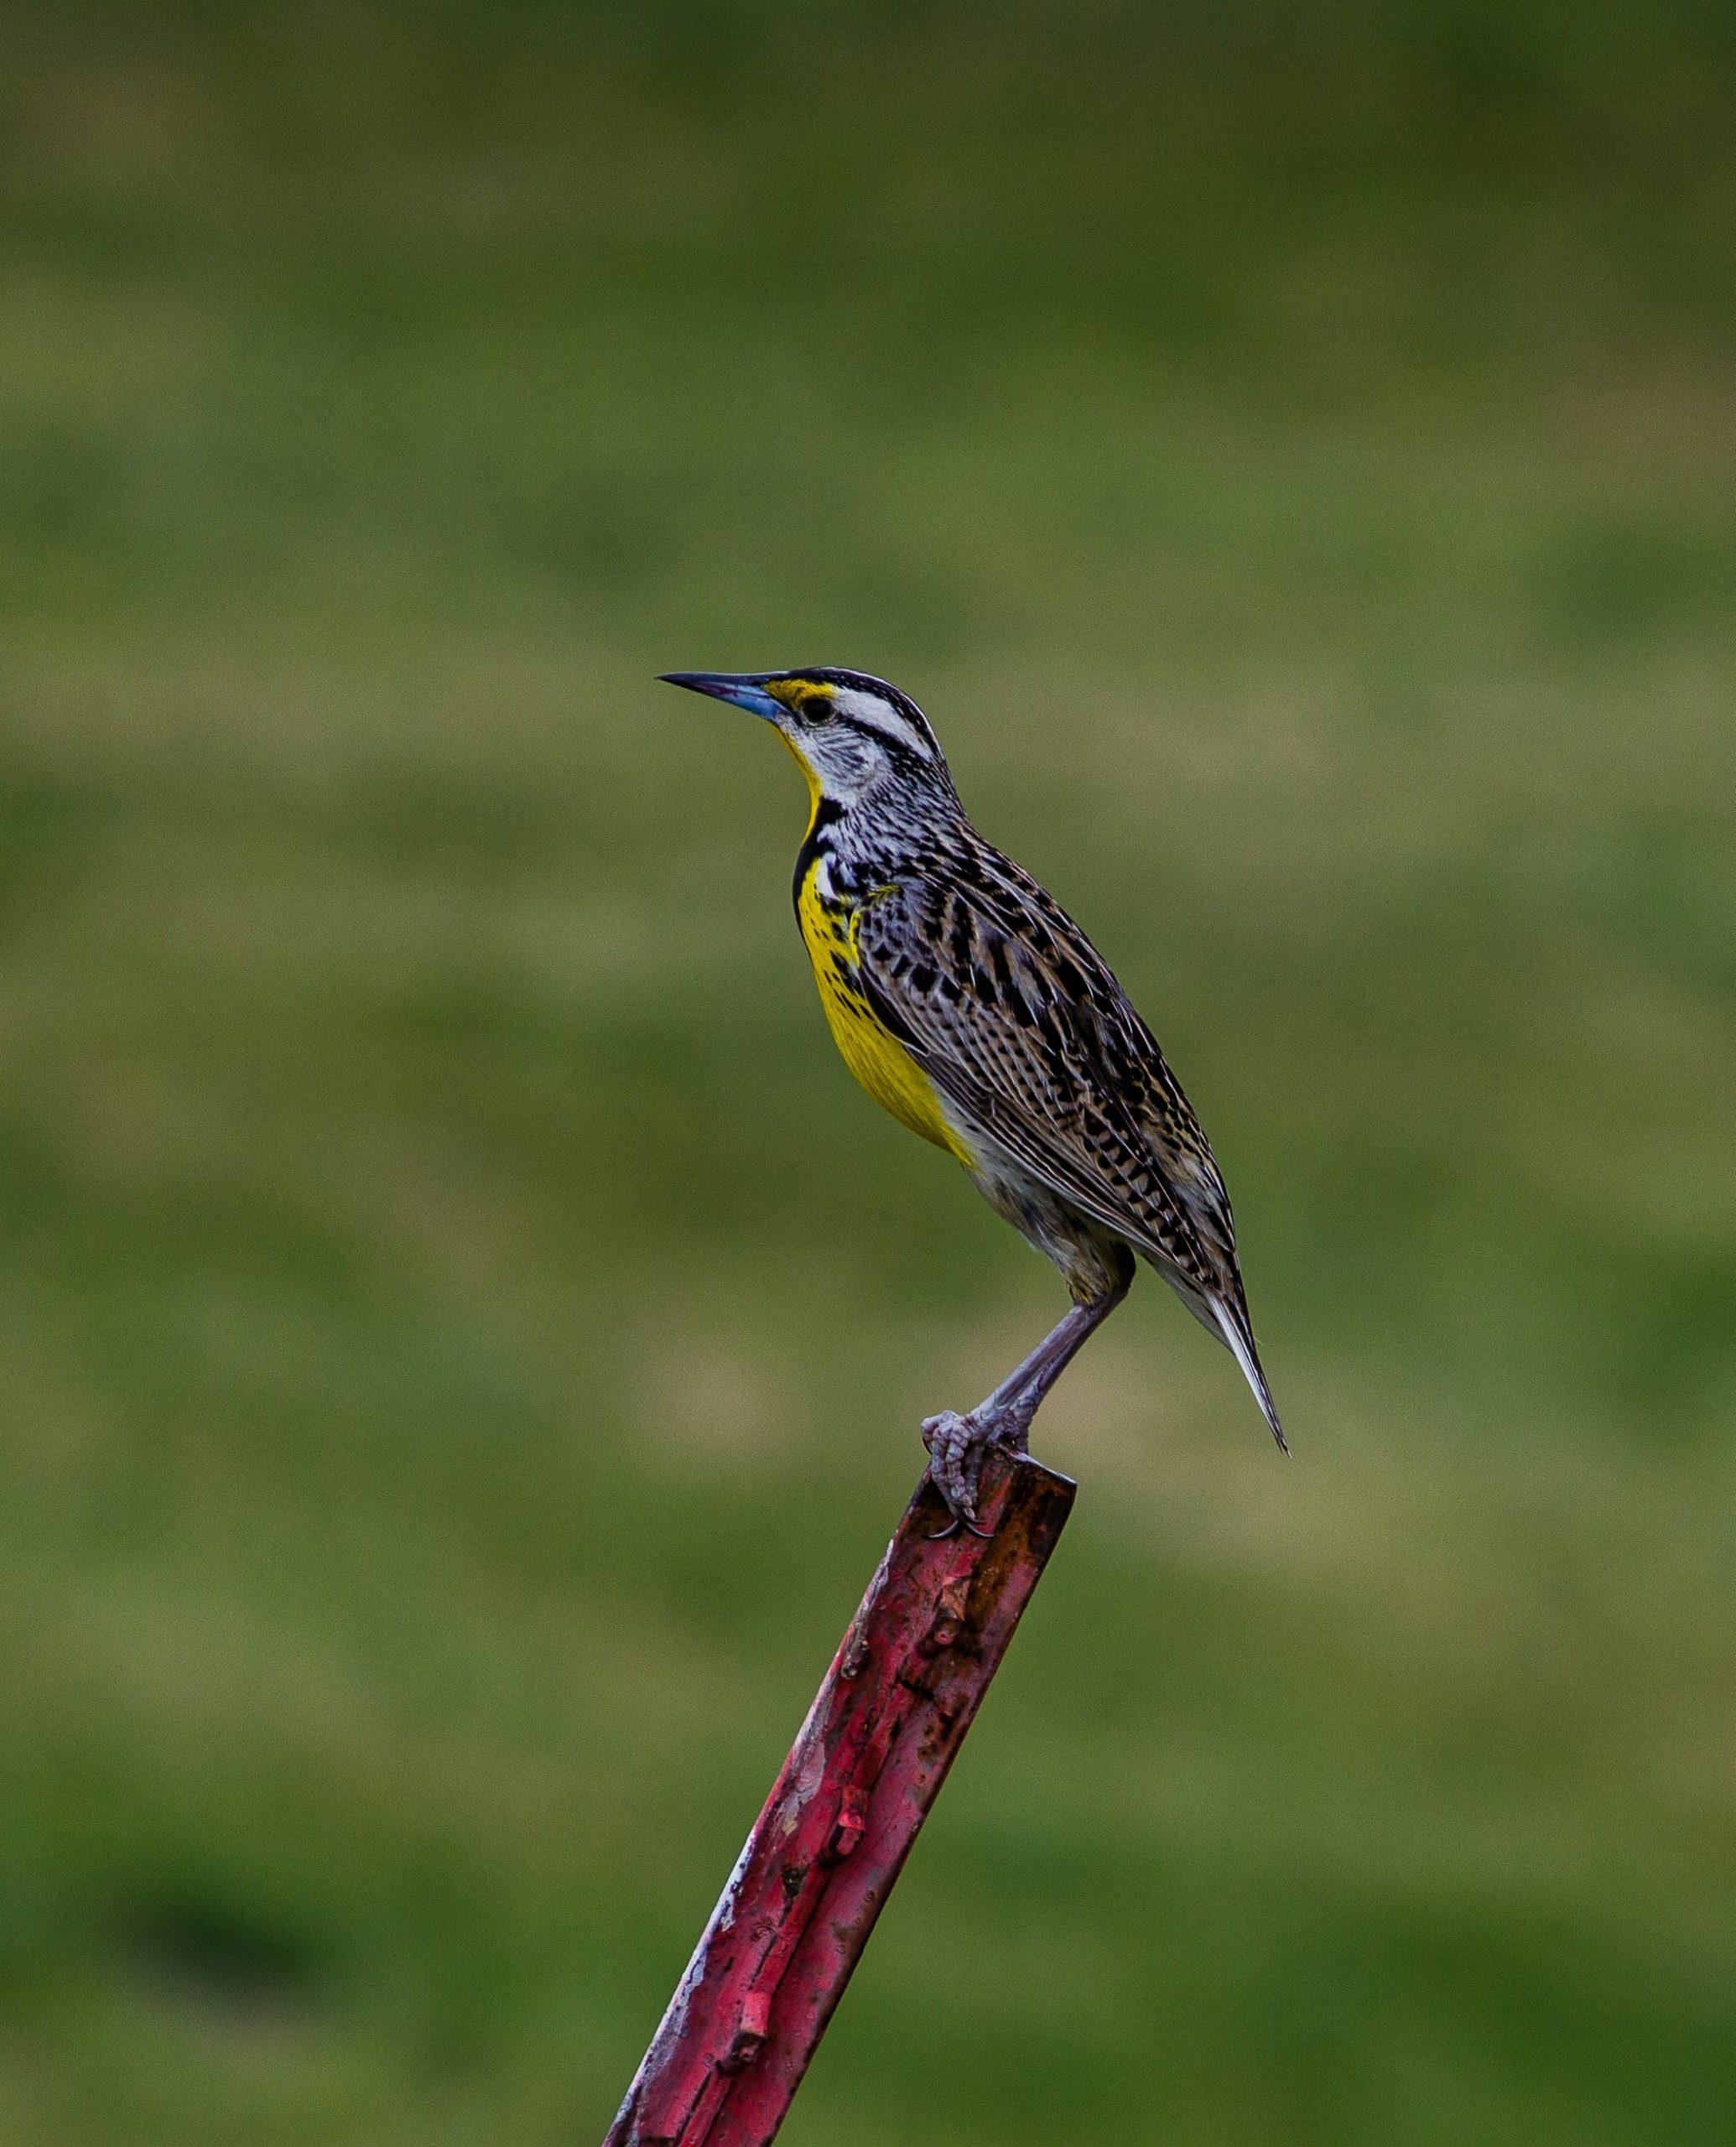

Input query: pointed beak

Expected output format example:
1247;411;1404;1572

657;671;786;721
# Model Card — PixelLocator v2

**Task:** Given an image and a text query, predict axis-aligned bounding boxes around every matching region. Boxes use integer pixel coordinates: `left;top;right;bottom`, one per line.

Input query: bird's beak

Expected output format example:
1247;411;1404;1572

657;672;787;722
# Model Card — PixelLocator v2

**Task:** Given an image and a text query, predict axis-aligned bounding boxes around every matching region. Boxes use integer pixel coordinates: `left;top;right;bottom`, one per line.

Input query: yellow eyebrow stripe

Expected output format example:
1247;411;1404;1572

768;677;834;712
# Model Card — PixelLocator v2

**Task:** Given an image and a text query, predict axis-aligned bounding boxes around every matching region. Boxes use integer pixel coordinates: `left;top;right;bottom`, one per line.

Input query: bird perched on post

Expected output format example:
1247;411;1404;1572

659;668;1286;1531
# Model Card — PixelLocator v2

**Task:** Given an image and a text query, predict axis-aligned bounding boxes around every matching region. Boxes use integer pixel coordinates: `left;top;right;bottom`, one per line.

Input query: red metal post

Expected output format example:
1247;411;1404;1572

605;1451;1075;2147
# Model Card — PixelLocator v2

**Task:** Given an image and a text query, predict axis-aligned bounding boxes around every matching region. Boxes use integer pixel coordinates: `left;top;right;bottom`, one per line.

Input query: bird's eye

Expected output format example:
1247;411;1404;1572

798;694;836;724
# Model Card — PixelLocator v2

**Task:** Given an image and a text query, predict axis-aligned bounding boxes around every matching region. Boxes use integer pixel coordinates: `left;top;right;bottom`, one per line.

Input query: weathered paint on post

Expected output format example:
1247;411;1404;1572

604;1452;1075;2147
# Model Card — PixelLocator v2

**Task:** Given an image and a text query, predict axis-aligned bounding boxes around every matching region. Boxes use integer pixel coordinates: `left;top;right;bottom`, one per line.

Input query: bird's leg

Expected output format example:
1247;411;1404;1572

923;1271;1129;1534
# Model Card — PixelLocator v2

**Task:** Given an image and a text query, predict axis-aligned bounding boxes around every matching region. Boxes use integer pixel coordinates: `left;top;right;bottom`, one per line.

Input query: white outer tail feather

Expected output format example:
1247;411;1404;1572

1208;1297;1289;1455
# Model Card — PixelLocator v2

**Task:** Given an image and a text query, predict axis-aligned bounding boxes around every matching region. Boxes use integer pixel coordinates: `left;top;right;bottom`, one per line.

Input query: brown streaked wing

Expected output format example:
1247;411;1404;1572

852;858;1237;1302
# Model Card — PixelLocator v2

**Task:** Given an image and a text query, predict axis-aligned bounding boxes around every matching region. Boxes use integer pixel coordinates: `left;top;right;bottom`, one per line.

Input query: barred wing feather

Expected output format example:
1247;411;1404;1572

853;863;1286;1451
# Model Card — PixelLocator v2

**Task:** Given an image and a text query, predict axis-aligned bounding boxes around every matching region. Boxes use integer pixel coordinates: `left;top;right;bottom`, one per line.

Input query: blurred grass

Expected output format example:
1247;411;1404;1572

2;5;1735;2143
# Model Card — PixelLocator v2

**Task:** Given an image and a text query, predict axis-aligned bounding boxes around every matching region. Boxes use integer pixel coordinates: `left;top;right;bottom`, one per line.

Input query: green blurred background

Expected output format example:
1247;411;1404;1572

3;4;1734;2141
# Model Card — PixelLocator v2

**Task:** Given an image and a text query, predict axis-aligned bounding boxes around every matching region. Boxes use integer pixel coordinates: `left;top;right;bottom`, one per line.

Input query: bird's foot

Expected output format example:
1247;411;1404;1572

921;1407;1030;1537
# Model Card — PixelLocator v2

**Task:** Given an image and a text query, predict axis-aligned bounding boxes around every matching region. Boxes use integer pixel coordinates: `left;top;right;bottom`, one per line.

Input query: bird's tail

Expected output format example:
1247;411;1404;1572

1207;1294;1288;1455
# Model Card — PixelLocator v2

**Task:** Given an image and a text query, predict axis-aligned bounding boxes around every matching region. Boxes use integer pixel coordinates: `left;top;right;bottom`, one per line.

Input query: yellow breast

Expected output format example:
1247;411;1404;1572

795;858;975;1166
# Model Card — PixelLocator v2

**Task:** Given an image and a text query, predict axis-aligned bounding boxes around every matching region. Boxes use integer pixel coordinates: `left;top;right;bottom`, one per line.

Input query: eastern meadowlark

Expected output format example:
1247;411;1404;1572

660;668;1286;1531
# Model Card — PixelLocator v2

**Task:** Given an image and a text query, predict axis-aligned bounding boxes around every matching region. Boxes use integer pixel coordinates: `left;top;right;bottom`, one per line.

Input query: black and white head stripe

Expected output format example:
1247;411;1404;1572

779;668;943;766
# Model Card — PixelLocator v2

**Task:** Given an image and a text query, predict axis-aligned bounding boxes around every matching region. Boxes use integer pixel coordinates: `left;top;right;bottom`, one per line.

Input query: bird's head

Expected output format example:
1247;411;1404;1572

657;668;954;813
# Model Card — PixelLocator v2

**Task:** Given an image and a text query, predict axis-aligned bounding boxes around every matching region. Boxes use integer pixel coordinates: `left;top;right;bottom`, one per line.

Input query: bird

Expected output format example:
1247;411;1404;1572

658;667;1285;1531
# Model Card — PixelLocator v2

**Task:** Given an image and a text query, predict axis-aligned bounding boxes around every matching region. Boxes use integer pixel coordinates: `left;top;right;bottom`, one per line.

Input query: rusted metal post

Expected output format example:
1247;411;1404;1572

605;1450;1074;2147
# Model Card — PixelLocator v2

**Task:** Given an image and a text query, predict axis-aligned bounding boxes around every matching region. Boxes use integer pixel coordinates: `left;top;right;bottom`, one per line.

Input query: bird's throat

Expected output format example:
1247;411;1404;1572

776;727;825;842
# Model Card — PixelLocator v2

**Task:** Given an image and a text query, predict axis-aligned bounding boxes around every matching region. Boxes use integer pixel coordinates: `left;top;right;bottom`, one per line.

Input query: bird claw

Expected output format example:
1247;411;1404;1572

921;1410;1002;1537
